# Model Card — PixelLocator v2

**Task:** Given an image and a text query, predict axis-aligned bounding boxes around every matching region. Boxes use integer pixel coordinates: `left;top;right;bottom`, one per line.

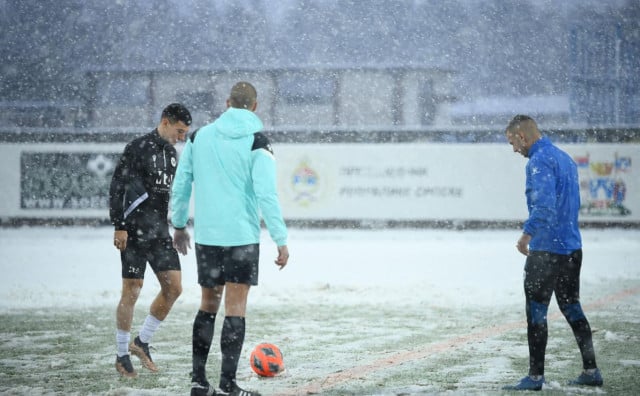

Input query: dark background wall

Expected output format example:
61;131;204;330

1;0;638;128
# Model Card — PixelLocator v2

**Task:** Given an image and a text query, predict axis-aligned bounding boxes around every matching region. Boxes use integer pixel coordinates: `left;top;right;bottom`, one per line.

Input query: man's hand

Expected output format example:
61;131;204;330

173;228;191;255
516;233;531;256
113;230;128;251
275;245;289;270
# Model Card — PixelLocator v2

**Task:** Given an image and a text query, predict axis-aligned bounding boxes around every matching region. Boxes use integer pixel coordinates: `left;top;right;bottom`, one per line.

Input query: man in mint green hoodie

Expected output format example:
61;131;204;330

171;82;289;396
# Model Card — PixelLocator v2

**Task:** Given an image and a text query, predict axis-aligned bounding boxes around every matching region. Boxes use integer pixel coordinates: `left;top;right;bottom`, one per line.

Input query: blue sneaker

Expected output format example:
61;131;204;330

502;375;545;391
568;368;603;386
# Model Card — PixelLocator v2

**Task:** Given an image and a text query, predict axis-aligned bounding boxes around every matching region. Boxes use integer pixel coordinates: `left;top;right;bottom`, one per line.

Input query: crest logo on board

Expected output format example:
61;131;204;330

290;160;320;207
574;153;631;216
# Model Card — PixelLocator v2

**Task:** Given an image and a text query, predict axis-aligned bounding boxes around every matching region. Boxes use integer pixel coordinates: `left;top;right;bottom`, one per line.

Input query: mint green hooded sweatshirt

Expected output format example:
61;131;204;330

171;107;287;247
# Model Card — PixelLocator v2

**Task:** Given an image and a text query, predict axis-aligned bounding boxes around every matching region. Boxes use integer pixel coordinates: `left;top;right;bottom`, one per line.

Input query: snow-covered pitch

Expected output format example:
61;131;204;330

1;226;639;395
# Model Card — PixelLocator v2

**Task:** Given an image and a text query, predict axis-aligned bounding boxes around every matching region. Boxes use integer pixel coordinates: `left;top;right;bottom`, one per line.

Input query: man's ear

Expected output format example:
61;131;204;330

518;131;526;142
251;102;258;112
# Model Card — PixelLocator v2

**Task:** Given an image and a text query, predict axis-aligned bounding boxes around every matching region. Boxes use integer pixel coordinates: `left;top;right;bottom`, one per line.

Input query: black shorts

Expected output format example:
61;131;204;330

121;237;181;279
195;243;260;288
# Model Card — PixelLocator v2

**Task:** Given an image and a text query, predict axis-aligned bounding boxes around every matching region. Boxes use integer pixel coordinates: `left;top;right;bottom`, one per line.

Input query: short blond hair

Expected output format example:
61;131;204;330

229;81;257;110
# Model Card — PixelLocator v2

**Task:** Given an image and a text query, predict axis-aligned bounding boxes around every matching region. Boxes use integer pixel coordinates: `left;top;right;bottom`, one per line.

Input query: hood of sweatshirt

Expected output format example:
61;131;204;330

214;107;263;139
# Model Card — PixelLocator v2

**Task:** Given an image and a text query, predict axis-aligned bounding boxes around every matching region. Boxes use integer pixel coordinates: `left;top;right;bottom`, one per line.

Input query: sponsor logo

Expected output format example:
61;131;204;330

21;152;118;209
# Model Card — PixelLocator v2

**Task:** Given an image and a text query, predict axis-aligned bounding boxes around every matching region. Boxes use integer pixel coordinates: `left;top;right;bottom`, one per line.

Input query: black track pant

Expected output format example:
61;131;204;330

524;249;597;376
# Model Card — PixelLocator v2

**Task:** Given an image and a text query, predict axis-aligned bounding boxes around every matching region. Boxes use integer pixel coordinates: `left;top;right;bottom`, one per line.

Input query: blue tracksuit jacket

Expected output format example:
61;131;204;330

523;137;582;255
171;107;287;247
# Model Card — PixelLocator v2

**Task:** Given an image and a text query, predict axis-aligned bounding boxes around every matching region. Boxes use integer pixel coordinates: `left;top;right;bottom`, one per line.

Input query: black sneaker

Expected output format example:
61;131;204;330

218;381;261;396
129;336;158;372
115;354;137;378
191;381;215;396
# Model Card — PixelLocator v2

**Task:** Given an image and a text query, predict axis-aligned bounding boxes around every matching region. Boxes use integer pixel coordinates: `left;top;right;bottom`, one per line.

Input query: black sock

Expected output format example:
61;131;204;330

192;310;216;383
569;318;598;369
219;316;245;391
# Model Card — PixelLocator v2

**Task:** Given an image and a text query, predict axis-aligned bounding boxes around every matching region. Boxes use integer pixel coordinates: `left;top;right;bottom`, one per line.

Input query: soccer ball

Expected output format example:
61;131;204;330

249;343;284;377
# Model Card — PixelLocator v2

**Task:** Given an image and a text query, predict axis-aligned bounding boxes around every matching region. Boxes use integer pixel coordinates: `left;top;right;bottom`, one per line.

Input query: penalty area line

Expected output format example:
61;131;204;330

276;286;640;396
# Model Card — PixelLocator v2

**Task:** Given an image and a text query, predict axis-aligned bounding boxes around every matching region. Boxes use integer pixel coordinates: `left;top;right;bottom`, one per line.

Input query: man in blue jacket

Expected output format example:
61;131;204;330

172;82;289;396
502;115;602;391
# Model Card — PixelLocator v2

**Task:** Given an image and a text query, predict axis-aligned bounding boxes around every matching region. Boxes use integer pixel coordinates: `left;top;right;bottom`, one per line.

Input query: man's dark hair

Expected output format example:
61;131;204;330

506;114;535;132
162;103;192;126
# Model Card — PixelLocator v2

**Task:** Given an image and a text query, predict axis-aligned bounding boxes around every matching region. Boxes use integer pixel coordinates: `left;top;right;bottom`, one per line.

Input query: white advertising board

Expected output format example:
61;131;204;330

275;143;639;223
0;142;638;224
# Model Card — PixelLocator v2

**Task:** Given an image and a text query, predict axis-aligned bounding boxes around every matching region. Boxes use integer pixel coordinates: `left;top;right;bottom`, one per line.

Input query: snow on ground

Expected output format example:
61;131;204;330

0;226;639;395
1;226;638;311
